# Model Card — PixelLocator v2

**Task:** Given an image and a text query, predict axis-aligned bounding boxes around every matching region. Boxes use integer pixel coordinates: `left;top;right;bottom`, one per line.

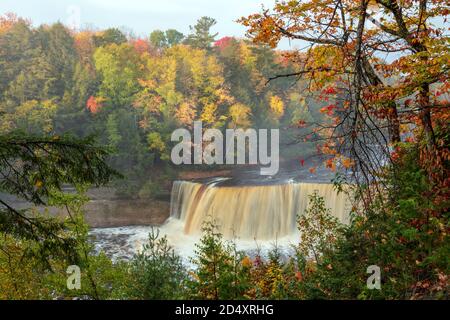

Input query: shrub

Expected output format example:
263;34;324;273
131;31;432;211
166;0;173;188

295;145;449;299
128;228;187;299
297;191;345;262
188;218;251;299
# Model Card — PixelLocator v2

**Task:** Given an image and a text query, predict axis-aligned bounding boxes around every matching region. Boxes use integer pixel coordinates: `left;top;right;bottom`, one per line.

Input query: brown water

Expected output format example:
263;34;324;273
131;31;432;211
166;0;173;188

90;177;353;260
170;179;352;240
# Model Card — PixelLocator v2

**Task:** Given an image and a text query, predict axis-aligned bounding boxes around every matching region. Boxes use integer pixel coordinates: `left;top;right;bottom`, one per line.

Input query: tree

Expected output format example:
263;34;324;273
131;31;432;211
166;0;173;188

240;0;449;199
133;44;233;160
0;20;80;140
74;30;96;65
240;0;450;299
165;29;184;47
0;99;57;135
149;30;167;49
0;133;119;264
0;12;26;33
185;16;218;50
228;103;252;128
297;192;344;262
0;17;34;95
35;23;77;98
128;228;187;299
93;43;142;107
150;29;184;49
93;28;127;47
269;95;284;123
189;219;251;299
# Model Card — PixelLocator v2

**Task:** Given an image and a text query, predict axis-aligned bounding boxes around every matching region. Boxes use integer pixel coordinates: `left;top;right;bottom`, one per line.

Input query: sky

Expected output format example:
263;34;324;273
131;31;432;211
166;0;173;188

0;0;299;48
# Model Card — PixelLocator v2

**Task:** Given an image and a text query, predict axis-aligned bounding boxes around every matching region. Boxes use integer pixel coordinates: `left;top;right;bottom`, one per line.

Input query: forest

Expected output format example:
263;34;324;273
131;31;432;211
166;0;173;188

0;0;449;301
0;13;327;198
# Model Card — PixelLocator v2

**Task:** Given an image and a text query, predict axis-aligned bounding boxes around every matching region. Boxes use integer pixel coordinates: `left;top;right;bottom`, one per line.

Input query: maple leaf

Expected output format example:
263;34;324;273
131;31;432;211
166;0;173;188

132;38;150;54
214;36;233;50
297;119;307;127
325;158;336;171
241;256;252;268
405;99;413;107
341;157;354;169
86;96;104;114
322;87;337;95
320;104;336;116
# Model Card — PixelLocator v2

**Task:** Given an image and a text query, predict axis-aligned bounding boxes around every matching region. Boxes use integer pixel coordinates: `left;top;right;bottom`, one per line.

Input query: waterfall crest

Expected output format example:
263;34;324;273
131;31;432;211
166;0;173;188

170;180;351;240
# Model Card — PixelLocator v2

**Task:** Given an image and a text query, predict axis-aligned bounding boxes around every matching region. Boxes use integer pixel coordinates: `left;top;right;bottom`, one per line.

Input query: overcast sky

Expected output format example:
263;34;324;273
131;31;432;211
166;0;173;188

0;0;301;48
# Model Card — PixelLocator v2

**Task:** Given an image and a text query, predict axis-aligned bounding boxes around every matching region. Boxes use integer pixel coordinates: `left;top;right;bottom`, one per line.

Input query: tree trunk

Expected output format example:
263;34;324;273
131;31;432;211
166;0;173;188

418;82;436;152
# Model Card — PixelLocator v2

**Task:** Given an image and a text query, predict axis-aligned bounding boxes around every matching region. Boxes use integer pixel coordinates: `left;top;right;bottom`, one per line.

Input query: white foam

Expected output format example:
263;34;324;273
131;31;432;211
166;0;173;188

90;218;300;262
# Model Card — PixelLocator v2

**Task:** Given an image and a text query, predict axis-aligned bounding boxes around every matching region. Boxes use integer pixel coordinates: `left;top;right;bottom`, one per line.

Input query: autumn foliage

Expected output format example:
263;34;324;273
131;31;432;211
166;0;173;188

0;3;448;299
240;0;449;204
240;0;449;298
86;95;104;114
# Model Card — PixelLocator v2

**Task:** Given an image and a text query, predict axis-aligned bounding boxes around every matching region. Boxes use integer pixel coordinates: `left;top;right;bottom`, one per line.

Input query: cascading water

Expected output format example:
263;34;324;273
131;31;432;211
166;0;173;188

170;179;351;240
91;177;353;261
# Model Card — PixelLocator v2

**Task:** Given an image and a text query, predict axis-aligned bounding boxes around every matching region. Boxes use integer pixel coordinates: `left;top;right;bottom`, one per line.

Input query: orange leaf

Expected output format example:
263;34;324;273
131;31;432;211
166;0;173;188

325;159;336;171
342;157;354;169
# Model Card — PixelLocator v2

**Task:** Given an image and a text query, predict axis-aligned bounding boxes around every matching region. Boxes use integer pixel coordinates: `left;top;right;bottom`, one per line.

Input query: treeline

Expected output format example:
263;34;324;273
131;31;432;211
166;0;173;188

0;14;326;197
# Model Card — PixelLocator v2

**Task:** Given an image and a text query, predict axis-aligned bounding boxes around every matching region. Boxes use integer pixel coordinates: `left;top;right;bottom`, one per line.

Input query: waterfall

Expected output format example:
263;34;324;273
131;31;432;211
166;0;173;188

170;180;351;240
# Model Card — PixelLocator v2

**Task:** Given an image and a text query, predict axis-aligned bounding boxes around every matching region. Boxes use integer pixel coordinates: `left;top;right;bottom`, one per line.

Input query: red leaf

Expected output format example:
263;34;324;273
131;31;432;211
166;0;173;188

297;119;306;127
86;96;103;114
323;87;337;95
